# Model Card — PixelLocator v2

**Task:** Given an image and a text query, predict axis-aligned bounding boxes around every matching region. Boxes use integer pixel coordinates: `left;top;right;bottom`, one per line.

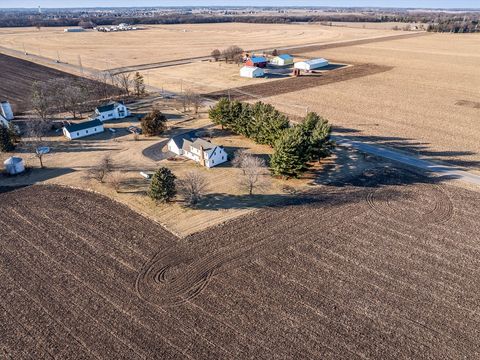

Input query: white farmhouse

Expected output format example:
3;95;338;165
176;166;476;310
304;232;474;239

63;119;104;140
240;66;264;78
167;135;228;168
95;102;130;121
294;58;329;71
270;54;294;66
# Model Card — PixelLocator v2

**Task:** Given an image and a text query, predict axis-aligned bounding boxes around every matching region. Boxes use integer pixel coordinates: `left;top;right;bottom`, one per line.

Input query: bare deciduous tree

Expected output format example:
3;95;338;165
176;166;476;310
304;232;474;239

51;79;89;119
211;49;221;62
233;150;269;195
87;154;114;183
108;171;123;192
113;72;133;96
25;119;51;168
178;170;208;207
31;81;55;121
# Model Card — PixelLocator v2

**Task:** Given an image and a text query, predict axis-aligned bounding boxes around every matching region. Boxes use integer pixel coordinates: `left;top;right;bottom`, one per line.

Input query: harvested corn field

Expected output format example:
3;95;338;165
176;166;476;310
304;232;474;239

205;63;393;101
1;168;480;358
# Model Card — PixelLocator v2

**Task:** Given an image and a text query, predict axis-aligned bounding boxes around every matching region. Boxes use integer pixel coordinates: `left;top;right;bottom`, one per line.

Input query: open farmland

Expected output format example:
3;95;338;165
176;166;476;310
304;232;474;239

0;23;401;70
1;167;480;358
0;53;113;110
259;33;480;171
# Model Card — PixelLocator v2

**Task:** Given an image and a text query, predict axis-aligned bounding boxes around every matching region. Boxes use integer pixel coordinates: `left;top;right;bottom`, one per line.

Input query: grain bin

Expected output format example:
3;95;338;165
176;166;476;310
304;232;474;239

4;157;25;175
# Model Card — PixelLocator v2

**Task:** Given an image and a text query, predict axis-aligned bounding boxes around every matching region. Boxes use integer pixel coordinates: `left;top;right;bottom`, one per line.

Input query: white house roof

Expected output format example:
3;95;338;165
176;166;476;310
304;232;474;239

240;66;262;75
64;119;103;133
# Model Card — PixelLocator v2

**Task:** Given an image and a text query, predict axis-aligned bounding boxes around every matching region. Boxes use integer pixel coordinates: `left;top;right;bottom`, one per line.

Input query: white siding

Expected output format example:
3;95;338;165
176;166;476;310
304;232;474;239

64;125;104;140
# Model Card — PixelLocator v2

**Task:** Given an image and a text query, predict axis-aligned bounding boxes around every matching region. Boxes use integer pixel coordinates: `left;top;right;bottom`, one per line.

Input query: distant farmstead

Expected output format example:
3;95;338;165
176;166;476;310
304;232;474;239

245;56;268;68
294;58;329;71
240;66;264;78
63;119;104;140
270;54;294;66
168;135;228;168
95;102;130;121
64;28;85;33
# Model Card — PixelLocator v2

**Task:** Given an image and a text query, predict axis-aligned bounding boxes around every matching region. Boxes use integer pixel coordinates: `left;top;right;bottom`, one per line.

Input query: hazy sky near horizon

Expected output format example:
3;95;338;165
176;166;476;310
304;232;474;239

0;1;479;9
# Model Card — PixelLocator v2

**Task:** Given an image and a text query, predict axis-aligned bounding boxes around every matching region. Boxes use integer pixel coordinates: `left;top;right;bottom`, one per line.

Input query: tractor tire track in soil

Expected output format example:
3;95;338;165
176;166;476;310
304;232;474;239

204;63;393;101
2;168;480;359
364;168;454;225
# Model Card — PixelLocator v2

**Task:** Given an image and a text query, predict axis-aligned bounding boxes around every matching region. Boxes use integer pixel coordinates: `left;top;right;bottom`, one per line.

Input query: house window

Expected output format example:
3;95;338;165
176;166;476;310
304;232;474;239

222;156;224;160
77;132;79;136
212;160;215;164
86;130;88;134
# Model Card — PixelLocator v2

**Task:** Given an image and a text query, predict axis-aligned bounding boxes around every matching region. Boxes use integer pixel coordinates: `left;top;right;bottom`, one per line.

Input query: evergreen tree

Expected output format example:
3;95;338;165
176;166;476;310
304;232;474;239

208;98;231;129
141;109;167;136
149;167;177;203
7;122;20;144
310;118;334;163
133;72;146;97
301;112;334;163
270;126;307;178
0;125;14;152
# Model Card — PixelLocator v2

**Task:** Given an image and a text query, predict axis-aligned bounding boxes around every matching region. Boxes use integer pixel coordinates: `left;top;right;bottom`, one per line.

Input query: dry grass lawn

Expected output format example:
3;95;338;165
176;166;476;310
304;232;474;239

0;23;398;70
262;33;480;170
145;60;283;94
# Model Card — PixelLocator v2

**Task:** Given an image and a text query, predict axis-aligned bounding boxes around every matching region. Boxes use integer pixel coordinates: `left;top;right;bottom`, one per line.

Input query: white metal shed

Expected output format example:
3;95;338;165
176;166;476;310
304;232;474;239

294;58;329;71
240;66;264;78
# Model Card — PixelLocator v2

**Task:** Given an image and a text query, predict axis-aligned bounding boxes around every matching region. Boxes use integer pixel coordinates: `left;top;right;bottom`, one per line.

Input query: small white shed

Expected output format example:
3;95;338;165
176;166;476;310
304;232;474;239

294;58;329;71
4;157;25;175
240;66;264;78
63;119;104;140
1;101;14;120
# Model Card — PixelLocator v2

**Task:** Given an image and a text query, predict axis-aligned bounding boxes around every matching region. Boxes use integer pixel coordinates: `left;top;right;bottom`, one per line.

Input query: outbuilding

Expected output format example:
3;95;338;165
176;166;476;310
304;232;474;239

245;56;268;68
64;28;85;32
4;157;25;175
95;102;130;121
270;54;294;66
240;66;265;78
1;101;14;120
294;58;329;71
63;119;104;140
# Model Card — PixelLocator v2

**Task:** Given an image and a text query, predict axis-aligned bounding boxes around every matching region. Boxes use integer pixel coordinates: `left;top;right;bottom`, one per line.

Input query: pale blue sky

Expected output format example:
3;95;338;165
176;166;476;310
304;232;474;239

0;1;479;9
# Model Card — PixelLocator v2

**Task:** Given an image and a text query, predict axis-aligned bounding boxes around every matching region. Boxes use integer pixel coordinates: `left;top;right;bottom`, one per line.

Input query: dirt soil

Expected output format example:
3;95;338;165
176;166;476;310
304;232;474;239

1;167;479;358
205;63;393;101
0;53;108;111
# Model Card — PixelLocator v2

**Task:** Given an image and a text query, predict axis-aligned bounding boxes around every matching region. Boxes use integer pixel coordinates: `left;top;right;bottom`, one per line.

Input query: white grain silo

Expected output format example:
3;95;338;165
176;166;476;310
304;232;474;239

1;101;14;120
4;157;25;175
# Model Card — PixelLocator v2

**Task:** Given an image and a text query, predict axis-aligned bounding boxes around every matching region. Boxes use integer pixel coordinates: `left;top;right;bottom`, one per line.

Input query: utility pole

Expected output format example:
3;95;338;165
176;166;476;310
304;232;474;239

78;55;84;74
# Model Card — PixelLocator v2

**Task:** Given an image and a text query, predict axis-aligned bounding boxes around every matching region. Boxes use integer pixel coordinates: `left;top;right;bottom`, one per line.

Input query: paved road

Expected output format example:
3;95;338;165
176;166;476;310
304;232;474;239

335;137;480;186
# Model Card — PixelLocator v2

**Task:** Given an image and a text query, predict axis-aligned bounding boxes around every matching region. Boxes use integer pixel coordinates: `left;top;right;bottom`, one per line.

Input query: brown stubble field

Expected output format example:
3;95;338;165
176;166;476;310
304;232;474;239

1;166;480;359
261;33;480;171
0;23;399;70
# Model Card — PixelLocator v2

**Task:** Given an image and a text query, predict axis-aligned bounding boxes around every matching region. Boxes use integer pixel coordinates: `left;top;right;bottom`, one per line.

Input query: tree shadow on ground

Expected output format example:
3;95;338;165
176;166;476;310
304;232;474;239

0;167;76;188
333;125;480;170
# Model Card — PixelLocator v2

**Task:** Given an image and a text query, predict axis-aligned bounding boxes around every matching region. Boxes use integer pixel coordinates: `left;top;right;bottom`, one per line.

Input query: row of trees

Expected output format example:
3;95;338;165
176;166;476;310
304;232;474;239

209;99;290;146
30;71;146;122
211;45;244;64
209;98;334;178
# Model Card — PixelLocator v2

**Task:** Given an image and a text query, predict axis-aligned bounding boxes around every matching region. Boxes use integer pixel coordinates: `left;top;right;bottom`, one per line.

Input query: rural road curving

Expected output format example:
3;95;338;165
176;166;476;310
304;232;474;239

335;137;480;186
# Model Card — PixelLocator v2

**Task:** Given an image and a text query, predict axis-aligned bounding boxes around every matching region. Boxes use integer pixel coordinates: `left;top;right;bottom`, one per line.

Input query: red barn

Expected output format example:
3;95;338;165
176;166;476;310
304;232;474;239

245;56;268;68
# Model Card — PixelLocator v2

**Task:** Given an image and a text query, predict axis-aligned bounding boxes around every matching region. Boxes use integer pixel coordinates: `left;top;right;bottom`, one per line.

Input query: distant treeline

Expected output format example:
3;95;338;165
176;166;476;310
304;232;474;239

0;12;478;33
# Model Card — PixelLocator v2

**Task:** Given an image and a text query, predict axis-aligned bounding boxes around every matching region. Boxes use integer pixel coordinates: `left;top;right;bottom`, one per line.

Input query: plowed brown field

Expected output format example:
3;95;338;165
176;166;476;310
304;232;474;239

1;170;480;359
